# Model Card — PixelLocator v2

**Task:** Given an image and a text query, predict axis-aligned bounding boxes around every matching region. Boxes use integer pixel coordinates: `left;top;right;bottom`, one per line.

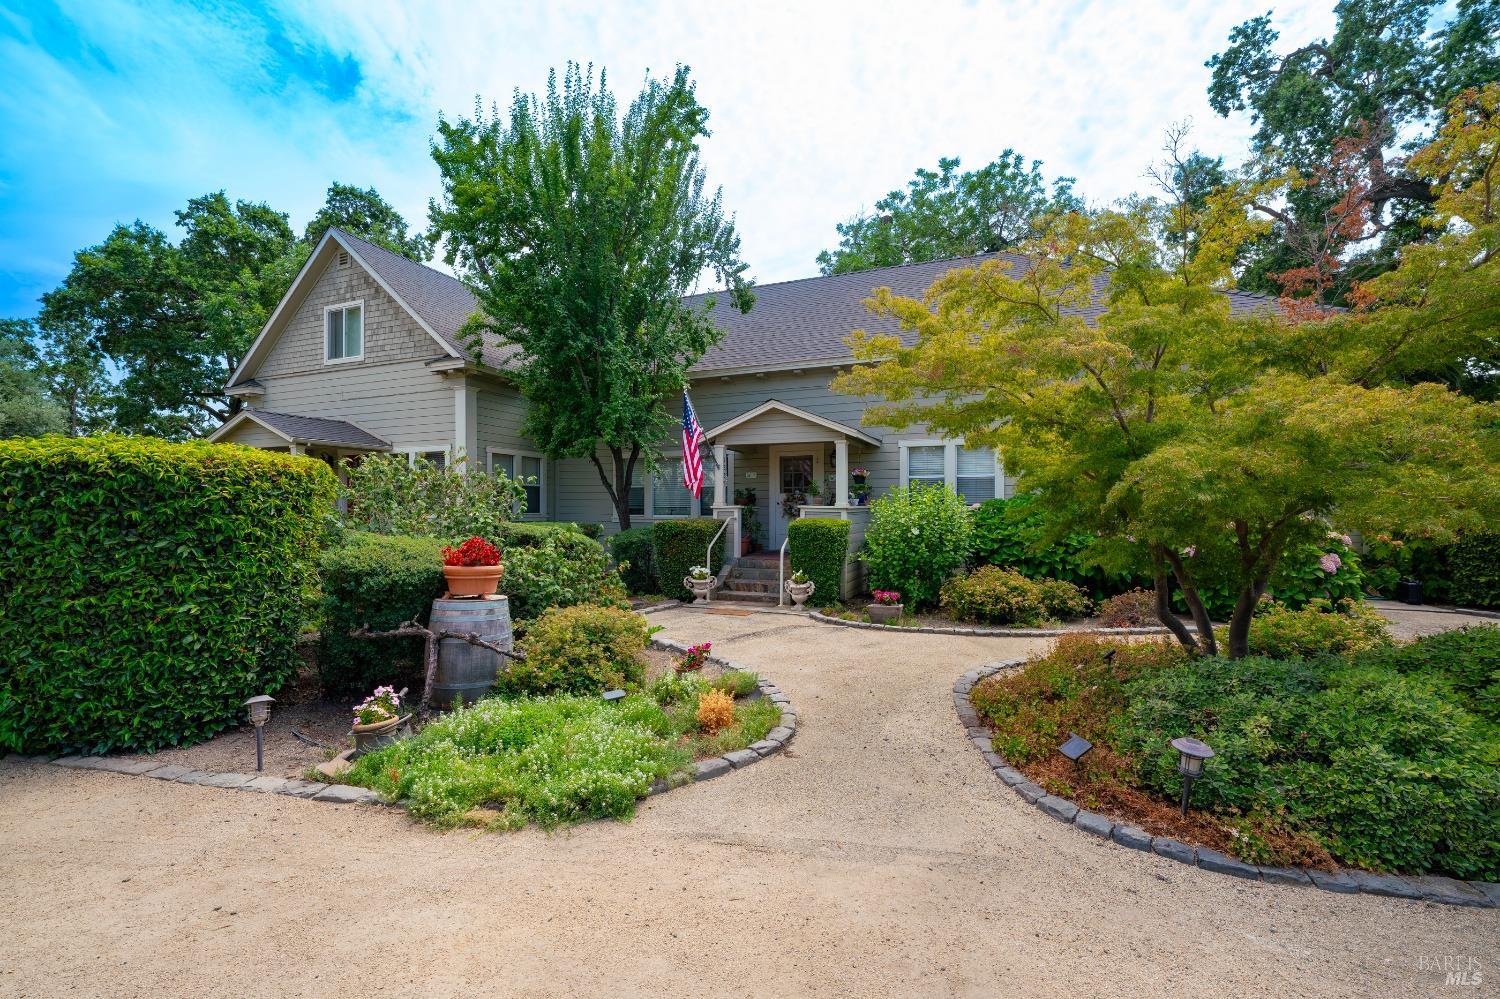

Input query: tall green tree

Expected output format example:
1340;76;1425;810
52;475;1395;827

834;114;1500;659
429;63;753;530
1207;0;1500;301
0;320;65;438
816;152;1082;275
303;182;430;260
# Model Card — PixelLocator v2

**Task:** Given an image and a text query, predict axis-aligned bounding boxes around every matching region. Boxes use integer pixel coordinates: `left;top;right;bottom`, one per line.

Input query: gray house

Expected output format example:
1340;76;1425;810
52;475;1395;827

212;227;1265;596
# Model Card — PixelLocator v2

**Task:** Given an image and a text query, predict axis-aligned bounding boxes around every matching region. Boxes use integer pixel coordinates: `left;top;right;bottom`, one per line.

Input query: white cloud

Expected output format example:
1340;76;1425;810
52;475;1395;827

277;0;1338;284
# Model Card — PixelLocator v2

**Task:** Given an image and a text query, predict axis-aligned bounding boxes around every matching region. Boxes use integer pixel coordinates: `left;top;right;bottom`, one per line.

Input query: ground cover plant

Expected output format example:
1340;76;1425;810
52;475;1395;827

970;630;1500;879
344;653;777;829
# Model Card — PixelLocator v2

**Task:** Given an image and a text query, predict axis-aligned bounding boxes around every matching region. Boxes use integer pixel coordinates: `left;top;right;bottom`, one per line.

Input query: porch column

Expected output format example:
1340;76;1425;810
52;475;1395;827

713;443;728;507
453;382;478;473
834;438;849;508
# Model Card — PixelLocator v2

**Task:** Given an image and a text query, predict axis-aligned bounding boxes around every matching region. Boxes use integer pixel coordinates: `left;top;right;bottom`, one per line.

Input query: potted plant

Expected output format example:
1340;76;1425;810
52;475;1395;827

441;536;503;597
785;569;815;607
867;589;903;623
851;467;868;486
684;564;717;604
350;685;410;756
675;641;712;673
805;481;822;504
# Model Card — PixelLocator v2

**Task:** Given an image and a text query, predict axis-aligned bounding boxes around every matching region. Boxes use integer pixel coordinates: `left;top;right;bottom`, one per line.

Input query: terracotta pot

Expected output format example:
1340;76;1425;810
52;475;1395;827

785;579;815;608
350;713;410;757
443;563;504;598
684;575;717;605
867;602;903;624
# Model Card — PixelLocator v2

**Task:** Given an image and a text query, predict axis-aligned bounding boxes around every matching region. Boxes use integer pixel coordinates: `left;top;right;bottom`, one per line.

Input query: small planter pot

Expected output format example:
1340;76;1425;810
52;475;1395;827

684;575;717;604
443;564;504;598
867;602;903;624
350;714;411;758
785;579;815;608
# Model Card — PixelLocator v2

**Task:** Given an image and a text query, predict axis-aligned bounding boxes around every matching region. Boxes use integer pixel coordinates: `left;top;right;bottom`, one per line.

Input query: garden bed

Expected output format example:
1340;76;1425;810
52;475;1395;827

966;629;1500;884
812;604;1187;637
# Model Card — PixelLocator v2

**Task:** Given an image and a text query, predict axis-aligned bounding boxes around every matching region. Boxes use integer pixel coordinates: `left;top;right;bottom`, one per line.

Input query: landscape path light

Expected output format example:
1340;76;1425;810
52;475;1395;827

1170;737;1214;817
243;695;275;772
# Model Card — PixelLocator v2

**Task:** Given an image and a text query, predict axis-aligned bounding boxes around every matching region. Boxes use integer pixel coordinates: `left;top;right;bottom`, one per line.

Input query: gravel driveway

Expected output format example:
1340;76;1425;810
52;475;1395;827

1;608;1493;998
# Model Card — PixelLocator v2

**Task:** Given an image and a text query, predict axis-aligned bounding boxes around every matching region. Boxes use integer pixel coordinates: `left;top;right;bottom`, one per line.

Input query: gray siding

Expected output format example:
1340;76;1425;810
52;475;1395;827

220;421;290;449
474;382;556;520
554;367;1016;537
251;255;459;454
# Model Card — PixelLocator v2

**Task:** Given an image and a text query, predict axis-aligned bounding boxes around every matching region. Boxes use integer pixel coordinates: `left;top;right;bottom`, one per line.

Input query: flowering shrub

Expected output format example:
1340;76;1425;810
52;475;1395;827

442;536;502;567
354;686;403;726
941;566;1093;625
676;642;712;674
789;569;811;585
501;603;648;696
695;688;735;734
872;589;902;606
864;483;972;610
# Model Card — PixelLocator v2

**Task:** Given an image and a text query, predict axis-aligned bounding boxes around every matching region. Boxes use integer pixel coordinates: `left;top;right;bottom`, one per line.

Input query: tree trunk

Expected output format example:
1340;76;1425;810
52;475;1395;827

591;444;641;532
1150;549;1200;654
1225;560;1277;659
1165;549;1217;657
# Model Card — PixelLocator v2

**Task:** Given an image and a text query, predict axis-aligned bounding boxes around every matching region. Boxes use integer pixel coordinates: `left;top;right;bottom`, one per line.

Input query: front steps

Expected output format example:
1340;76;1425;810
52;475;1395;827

718;552;785;604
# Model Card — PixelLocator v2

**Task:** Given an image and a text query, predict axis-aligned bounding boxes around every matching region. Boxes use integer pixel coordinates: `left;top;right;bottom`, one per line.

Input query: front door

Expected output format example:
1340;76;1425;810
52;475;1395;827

770;450;818;549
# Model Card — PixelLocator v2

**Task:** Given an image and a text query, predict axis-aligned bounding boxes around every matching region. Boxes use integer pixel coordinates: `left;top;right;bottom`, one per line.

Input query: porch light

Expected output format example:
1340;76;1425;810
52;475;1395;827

243;695;275;772
1170;737;1214;816
1058;732;1093;763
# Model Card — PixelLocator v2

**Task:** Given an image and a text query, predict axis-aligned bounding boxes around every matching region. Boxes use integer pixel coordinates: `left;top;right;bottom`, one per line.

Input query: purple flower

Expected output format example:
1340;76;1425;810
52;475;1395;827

1319;553;1342;574
1182;546;1196;558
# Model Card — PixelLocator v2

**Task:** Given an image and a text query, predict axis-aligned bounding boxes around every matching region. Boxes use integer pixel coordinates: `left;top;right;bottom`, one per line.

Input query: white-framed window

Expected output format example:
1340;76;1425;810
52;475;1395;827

406;448;448;471
324;300;364;363
488;448;544;519
621;454;704;520
899;439;1004;503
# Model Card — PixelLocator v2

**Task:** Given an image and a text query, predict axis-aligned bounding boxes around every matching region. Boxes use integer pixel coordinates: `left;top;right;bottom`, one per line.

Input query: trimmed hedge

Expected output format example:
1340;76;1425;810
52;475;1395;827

499;532;623;620
653;518;728;601
610;525;658;595
497;521;585;548
788;518;849;606
969;496;1145;598
1450;533;1500;610
318;533;445;696
0;436;337;753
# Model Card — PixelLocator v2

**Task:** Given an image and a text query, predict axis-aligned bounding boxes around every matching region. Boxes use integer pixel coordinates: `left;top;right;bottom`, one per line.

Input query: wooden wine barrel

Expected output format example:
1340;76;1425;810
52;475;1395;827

430;596;512;709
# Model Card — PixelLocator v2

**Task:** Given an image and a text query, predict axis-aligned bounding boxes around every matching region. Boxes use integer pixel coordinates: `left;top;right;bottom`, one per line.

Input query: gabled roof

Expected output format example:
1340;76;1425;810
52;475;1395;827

704;399;881;447
209;409;391;450
682;253;1283;376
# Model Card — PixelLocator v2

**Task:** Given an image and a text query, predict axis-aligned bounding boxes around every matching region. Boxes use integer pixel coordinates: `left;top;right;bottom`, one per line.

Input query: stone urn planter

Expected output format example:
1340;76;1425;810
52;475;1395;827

684;574;717;604
867;602;904;624
784;578;815;608
351;714;411;758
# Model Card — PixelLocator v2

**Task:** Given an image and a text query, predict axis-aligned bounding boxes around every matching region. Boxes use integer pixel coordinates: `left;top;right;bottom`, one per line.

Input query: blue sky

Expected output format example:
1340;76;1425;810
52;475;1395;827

0;0;1337;320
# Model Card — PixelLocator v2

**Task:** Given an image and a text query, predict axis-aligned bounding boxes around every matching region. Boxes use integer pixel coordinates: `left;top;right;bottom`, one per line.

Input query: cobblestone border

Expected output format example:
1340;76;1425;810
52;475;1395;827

642;636;797;794
811;609;1194;639
954;659;1499;909
4;640;796;810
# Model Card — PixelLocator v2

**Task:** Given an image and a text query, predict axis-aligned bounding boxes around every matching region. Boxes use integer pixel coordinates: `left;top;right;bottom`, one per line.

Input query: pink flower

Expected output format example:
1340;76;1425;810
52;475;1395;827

1319;553;1342;574
1182;546;1196;558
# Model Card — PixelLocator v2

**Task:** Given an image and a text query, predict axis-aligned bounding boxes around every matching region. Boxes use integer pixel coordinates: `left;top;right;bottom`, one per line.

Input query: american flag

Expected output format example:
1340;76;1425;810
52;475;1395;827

681;390;705;498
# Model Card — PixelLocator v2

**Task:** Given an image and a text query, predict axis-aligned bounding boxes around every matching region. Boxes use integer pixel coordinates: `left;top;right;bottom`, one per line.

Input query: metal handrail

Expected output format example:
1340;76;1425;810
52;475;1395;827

705;516;730;603
777;537;789;607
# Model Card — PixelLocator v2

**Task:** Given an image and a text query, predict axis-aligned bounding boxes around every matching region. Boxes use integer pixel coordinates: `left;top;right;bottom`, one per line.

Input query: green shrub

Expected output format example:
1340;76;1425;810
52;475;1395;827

969;496;1145;597
500;532;624;620
941;566;1040;625
1177;535;1367;620
502;603;649;696
788;517;850;605
609;525;658;595
1361;625;1500;722
1246;599;1393;659
864;483;972;610
318;533;445;696
0;435;337;753
652;518;729;601
1035;578;1094;620
711;670;761;698
577;522;604;540
496;521;586;548
341;451;525;537
1450;533;1500;610
1362;532;1455;604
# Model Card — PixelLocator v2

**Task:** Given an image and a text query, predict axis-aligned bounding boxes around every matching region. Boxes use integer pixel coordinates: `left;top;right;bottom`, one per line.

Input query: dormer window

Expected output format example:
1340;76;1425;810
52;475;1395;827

325;301;364;363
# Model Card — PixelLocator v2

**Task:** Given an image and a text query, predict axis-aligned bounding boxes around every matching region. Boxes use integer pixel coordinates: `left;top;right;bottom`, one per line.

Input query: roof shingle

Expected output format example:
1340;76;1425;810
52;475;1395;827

247;409;391;449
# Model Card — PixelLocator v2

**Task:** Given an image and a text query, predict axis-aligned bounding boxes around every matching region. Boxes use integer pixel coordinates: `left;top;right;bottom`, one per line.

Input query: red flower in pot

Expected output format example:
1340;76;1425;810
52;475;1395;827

441;536;504;598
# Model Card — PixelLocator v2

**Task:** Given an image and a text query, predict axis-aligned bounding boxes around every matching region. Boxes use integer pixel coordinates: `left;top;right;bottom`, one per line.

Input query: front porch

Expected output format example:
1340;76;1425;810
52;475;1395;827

702;400;879;599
